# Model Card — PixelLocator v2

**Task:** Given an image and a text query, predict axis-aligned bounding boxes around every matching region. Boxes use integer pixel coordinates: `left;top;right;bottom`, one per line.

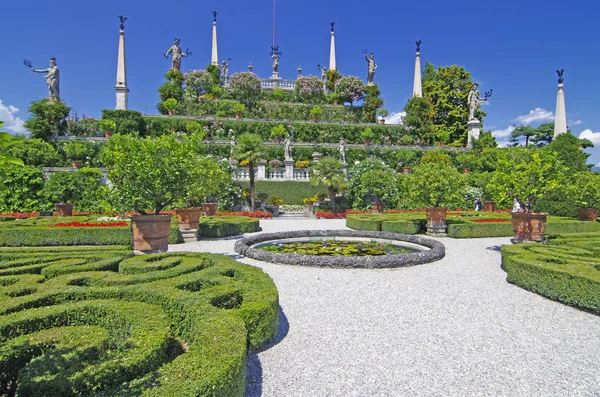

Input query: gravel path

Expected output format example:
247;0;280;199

170;219;600;397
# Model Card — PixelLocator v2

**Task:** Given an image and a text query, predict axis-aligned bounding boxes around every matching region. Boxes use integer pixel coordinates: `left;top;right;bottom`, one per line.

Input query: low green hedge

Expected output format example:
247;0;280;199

382;219;426;234
199;216;260;238
0;249;279;395
447;218;600;238
501;233;600;314
239;181;327;205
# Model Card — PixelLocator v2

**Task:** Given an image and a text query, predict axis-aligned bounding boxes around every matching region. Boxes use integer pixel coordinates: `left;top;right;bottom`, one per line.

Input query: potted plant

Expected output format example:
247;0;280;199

163;98;178;116
99;119;116;138
568;171;600;221
310;106;323;122
63;140;89;169
231;102;247;119
377;108;389;125
486;151;560;242
361;128;374;145
267;196;283;216
41;171;79;217
101;134;188;253
328;93;342;105
270;125;286;143
303;195;318;218
295;160;310;168
408;162;466;236
359;169;397;213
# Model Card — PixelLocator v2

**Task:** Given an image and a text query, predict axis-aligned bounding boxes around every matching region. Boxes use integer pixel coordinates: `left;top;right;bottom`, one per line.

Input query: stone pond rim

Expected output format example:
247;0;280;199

234;230;445;269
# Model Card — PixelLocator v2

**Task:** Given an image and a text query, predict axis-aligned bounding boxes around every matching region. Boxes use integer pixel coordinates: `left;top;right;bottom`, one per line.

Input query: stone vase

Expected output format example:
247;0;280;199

372;202;384;213
426;207;447;236
72;160;82;169
55;203;73;217
175;207;202;230
483;201;497;212
202;202;218;217
130;214;172;254
511;212;548;243
577;207;599;222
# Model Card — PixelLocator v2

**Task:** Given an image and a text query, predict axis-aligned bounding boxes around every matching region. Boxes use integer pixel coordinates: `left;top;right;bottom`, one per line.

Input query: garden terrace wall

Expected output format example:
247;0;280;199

0;249;278;395
235;230;445;268
501;233;600;313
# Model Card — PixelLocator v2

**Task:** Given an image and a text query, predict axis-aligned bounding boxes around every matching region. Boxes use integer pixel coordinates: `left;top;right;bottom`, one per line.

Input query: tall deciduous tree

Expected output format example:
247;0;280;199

421;63;485;145
233;133;266;211
23;99;71;140
547;132;592;172
310;157;346;211
403;97;435;143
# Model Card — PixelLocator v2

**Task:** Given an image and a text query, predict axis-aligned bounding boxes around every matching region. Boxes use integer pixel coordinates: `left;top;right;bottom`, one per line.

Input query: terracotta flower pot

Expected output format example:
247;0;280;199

175;207;202;230
577;207;599;222
372;201;384;213
402;167;409;175
104;132;113;138
55;203;73;217
71;160;82;169
312;116;318;122
167;109;175;116
202;202;218;217
130;214;172;254
464;168;470;174
511;212;548;242
333;100;339;105
426;207;448;236
379;119;385;125
235;113;241;119
483;201;497;212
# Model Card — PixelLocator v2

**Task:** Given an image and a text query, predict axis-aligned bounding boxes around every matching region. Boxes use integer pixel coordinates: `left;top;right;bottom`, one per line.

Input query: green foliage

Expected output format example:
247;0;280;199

420;150;451;164
71;168;108;212
239;181;326;205
163;98;179;111
409;162;466;208
326;69;342;91
0;249;278;394
421;63;484;145
334;76;365;104
362;85;383;123
101;110;145;135
0;167;48;212
510;123;555;147
180;156;230;206
5;138;62;167
101;134;188;214
198;216;260;237
347;158;399;209
377;108;389;118
231;102;247;116
269;124;286;141
403;97;435;142
228;72;262;103
41;171;79;204
310;157;346;210
567;171;600;208
185;121;203;138
472;131;498;150
233;134;266;211
23;99;71;140
547;132;592;172
98;118;116;133
310;105;323;118
360;127;374;143
62;140;92;161
157;70;185;113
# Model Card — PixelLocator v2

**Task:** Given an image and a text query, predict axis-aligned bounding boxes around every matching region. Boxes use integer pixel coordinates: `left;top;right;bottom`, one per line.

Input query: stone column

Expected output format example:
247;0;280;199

466;119;482;149
554;83;567;137
115;29;129;110
257;161;267;180
329;29;337;71
211;21;219;66
413;51;422;98
285;160;295;180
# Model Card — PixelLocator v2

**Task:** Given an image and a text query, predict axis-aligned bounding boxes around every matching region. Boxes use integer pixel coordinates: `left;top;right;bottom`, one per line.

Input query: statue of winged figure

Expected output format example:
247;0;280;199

556;69;565;84
118;15;127;30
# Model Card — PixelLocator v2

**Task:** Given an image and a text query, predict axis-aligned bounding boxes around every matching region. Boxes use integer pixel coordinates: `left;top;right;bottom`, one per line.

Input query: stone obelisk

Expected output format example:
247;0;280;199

115;17;129;110
413;40;423;98
329;22;337;71
211;11;219;66
553;69;567;138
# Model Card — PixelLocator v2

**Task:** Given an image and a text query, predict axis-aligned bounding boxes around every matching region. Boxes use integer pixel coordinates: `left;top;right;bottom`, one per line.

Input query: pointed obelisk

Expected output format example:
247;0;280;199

211;11;219;66
553;69;567;137
413;40;423;98
329;22;337;71
115;16;129;110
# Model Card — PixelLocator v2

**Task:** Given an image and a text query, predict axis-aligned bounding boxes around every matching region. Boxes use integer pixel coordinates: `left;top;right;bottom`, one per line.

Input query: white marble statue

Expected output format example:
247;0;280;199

164;38;189;71
272;53;280;75
230;135;235;159
30;57;60;100
284;132;293;160
221;58;231;79
468;83;487;120
365;53;377;85
339;137;346;164
317;64;328;81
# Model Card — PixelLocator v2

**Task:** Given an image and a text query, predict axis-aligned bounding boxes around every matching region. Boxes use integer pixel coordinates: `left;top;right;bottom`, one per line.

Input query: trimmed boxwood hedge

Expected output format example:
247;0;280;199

501;233;600;314
239;181;327;205
0;248;279;395
199;216;260;238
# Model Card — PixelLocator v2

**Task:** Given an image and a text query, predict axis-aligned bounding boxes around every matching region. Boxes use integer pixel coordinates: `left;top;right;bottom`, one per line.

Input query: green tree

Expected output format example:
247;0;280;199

408;162;466;208
0;167;47;212
567;171;600;209
421;63;484;145
233;134;266;211
178;156;230;206
472;131;498;150
362;85;384;123
157;70;185;114
530;123;554;146
23;99;71;140
403;97;435;142
547;132;592;172
310;157;346;211
510;125;537;147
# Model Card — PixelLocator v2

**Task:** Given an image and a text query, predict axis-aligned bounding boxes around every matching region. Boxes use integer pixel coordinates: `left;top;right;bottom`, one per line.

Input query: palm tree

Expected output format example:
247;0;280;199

233;133;266;211
310;157;346;211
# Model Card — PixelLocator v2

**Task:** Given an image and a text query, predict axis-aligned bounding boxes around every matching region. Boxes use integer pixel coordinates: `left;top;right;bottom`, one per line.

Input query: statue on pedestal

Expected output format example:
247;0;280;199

221;58;231;79
467;83;488;120
284;132;293;161
230;135;235;159
272;53;280;76
25;57;60;100
365;52;377;85
164;38;191;71
415;40;422;53
317;64;328;81
556;69;565;84
339;137;346;164
118;15;128;30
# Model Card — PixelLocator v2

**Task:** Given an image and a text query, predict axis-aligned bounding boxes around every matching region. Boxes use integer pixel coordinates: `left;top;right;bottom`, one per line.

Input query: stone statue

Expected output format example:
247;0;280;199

221;58;231;79
118;15;127;30
230;135;235;159
330;21;335;32
556;69;565;84
416;40;422;53
467;83;487;120
164;38;190;71
365;53;377;85
272;53;280;75
317;64;328;81
213;10;218;23
284;132;293;160
28;57;60;100
339;137;346;164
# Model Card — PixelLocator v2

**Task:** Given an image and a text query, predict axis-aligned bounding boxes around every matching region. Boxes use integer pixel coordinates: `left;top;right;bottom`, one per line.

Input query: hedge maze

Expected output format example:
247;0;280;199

0;247;279;396
502;233;600;314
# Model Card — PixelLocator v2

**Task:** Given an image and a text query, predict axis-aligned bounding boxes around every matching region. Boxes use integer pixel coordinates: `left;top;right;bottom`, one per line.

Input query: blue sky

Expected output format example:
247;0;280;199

1;0;599;164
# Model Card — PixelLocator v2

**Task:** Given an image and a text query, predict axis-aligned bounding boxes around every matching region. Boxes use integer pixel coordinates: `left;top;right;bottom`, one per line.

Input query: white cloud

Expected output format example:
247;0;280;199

514;107;554;125
0;100;26;134
385;111;406;125
491;125;515;139
570;119;583;126
579;129;600;145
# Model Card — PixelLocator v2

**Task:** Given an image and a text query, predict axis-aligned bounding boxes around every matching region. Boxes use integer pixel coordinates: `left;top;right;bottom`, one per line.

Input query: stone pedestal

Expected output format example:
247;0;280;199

257;161;267;180
211;22;218;66
285;160;294;180
342;163;348;175
413;51;422;98
312;152;322;162
329;31;337;71
115;30;129;110
554;83;567;138
466;119;482;149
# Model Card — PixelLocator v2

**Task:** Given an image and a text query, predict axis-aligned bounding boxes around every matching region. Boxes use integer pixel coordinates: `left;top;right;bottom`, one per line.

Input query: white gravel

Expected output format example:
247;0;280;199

170;219;600;397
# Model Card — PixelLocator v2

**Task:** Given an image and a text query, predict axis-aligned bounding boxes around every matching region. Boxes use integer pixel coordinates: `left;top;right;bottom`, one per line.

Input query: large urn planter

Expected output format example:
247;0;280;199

426;207;448;236
131;214;172;254
372;201;385;214
483;201;497;212
55;203;73;217
577;207;599;222
511;212;548;243
202;202;218;217
175;207;202;230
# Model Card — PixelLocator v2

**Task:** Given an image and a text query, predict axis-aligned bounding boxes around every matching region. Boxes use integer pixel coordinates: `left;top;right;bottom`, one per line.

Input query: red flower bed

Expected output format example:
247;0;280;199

52;221;129;228
215;211;273;219
0;212;39;219
471;219;510;223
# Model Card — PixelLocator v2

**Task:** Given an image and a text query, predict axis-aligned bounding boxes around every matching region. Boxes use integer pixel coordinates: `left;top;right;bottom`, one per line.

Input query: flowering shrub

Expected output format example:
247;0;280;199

184;70;215;100
215;211;272;219
335;76;365;104
316;209;368;219
228;72;261;102
52;221;129;227
295;160;310;168
0;212;39;219
294;76;324;102
66;113;99;137
269;159;282;168
268;197;283;206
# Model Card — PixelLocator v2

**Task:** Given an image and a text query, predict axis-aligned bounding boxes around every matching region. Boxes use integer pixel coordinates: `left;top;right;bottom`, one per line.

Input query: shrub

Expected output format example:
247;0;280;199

198;216;260;237
184;69;215;100
408;162;466;208
101;109;146;135
0;167;48;212
23;99;71;140
335;76;365;104
7;138;64;167
41;171;78;204
239;181;327;205
228;72;261;103
295;76;324;102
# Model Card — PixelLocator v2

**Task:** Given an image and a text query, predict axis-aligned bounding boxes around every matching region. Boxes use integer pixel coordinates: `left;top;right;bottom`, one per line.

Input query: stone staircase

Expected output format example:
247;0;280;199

276;211;309;219
179;229;198;243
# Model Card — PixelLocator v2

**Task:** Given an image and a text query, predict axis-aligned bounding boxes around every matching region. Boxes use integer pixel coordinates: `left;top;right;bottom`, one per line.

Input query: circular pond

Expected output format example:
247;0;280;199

234;230;445;268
